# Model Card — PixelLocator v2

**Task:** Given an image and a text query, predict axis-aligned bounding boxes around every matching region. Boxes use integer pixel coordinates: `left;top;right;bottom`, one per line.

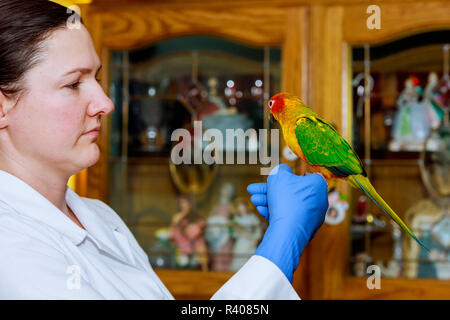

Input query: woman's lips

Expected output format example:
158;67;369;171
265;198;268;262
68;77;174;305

83;127;100;138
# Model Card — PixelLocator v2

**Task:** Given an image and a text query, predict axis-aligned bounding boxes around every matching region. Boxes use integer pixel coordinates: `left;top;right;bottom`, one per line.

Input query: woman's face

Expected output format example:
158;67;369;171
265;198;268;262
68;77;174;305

2;25;114;176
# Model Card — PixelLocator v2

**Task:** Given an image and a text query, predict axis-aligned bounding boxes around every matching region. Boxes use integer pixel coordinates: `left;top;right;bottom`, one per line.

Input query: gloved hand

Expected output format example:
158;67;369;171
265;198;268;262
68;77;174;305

247;164;329;282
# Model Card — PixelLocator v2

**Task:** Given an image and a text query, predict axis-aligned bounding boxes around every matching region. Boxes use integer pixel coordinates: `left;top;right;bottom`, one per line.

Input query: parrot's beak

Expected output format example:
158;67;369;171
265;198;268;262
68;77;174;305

269;113;276;125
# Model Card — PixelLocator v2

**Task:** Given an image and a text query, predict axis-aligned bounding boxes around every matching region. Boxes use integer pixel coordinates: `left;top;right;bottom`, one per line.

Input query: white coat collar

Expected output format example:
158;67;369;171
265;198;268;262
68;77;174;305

0;170;88;245
0;170;133;266
65;188;135;265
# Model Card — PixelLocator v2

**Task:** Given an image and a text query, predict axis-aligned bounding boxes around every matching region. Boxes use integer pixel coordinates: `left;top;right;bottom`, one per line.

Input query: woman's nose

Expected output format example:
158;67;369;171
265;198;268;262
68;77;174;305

87;85;115;116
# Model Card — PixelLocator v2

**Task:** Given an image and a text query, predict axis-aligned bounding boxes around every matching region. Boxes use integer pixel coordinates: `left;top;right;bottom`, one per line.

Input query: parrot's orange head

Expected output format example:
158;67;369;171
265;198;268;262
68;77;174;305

267;93;288;117
268;92;296;123
268;93;309;125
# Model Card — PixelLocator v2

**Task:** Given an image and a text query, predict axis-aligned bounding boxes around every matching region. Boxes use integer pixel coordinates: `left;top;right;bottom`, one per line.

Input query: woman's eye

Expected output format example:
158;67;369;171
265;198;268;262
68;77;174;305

66;81;81;90
66;77;100;90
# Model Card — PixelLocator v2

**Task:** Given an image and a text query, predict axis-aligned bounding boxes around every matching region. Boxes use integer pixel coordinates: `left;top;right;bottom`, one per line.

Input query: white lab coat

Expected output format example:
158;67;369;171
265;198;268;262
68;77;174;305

0;170;300;300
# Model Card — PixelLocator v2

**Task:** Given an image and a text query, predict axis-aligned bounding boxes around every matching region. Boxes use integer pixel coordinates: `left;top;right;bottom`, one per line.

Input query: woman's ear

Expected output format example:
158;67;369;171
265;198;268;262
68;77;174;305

0;91;13;129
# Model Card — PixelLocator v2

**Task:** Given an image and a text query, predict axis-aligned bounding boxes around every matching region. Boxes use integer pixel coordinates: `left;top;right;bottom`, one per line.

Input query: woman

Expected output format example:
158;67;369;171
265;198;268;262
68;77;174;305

0;0;328;299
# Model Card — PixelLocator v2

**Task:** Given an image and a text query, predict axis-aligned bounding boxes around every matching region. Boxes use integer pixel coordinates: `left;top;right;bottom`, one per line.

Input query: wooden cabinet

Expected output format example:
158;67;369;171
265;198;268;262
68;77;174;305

77;0;450;299
296;0;450;300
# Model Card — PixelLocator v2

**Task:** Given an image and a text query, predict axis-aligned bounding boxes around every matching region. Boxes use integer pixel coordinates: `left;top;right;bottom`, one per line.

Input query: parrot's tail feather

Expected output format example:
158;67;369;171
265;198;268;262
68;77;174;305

349;175;429;252
346;176;360;188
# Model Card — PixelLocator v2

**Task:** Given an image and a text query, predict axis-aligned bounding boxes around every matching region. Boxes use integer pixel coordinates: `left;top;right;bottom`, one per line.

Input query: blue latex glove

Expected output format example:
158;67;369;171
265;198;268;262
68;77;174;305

247;164;329;282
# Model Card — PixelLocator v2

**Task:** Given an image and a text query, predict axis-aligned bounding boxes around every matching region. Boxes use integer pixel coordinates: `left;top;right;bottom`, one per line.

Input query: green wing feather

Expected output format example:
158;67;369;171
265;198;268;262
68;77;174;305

294;116;366;177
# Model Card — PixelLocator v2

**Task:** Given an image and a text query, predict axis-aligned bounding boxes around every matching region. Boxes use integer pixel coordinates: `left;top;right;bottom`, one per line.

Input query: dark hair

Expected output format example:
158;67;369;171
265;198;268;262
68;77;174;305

0;0;82;98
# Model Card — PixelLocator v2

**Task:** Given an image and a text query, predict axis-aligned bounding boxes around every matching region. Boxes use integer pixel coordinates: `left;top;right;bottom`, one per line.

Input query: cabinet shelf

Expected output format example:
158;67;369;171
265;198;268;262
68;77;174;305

369;159;421;167
365;150;421;160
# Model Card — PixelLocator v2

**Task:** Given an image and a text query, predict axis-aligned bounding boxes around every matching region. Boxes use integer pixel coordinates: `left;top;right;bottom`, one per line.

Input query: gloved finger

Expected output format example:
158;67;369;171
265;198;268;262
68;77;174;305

256;206;269;221
310;209;327;240
250;194;267;207
310;226;320;240
268;164;295;185
277;163;293;174
303;172;329;192
305;172;328;188
268;163;293;176
247;183;267;195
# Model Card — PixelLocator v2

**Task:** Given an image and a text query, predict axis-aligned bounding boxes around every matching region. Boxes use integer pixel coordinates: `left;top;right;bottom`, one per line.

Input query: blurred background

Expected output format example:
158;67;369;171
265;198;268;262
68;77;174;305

72;0;449;299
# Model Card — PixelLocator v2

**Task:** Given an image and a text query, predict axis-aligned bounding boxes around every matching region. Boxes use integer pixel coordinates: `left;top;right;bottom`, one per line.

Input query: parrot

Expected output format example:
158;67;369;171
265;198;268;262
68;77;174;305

267;92;428;250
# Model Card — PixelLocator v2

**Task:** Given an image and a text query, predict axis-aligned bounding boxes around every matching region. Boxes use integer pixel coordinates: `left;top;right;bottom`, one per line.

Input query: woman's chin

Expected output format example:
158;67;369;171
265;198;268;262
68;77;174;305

79;143;101;168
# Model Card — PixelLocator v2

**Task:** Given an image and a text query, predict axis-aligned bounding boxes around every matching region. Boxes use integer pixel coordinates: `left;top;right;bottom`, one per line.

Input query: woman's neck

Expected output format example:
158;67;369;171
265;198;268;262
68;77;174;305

0;149;70;214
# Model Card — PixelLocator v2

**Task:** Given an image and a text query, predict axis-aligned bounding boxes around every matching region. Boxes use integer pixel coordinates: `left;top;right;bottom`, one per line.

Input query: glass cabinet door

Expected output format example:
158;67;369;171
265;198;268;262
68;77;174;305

349;31;449;280
108;36;281;272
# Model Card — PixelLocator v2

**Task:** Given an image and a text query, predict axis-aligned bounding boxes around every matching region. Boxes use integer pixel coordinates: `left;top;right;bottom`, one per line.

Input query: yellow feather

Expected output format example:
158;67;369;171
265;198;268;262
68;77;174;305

349;175;428;250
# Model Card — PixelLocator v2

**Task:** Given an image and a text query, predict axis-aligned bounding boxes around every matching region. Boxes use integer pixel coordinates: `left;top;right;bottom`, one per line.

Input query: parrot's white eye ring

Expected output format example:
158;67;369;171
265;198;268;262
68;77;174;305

268;100;274;109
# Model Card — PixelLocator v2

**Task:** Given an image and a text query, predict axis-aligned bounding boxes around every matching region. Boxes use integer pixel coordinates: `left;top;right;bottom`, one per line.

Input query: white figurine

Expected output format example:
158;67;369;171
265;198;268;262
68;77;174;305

423;72;443;130
390;78;430;151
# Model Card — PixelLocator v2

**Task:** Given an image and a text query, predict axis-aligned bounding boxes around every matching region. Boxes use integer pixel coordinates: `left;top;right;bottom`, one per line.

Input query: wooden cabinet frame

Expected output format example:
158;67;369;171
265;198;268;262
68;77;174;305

79;0;450;299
